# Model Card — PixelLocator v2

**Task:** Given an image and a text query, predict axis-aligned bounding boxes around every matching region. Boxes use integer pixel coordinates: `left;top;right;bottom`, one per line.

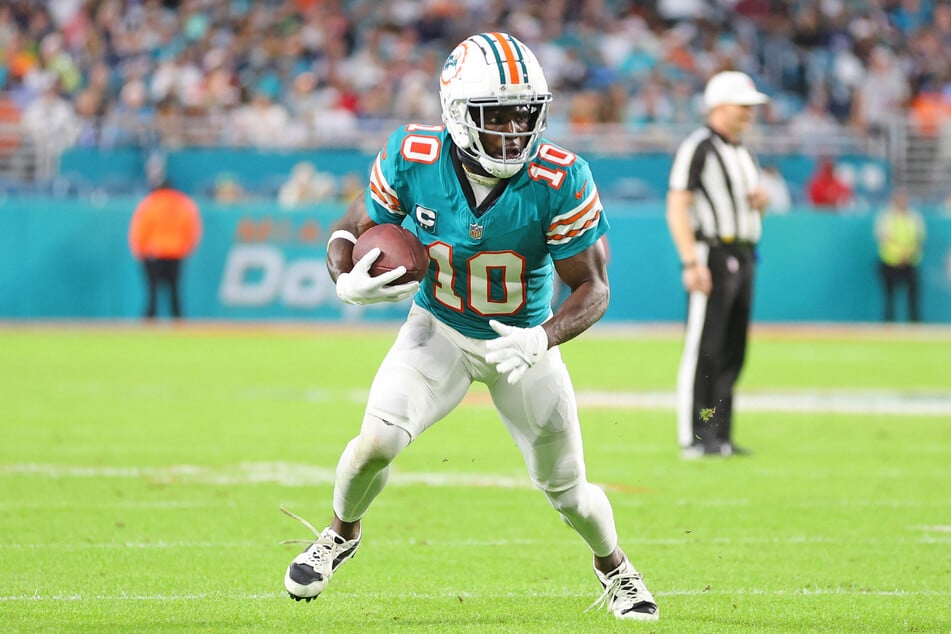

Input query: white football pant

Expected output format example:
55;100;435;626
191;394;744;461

332;304;619;557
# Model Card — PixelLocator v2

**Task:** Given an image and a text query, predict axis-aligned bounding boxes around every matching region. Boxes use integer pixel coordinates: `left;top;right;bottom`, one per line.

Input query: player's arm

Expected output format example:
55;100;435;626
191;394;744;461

666;189;711;295
326;194;418;304
326;194;378;283
547;239;610;347
486;240;608;384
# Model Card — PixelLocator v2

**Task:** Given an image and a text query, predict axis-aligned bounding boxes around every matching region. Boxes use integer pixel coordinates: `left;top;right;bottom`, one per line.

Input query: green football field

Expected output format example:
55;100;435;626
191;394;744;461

2;323;949;633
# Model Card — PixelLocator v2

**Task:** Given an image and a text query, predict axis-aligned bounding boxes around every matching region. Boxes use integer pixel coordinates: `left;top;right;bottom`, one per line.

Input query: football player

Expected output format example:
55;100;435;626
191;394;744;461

282;32;658;621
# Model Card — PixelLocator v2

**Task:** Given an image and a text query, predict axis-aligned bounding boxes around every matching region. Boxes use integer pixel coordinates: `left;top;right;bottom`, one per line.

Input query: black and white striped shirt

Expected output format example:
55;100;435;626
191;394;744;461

668;126;762;244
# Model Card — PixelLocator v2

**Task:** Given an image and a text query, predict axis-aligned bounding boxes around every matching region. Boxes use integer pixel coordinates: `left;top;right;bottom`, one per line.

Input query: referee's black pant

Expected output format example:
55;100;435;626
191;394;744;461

677;241;756;450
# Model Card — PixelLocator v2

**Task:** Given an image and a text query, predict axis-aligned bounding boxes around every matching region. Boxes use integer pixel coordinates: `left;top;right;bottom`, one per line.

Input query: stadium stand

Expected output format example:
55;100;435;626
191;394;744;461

0;0;949;202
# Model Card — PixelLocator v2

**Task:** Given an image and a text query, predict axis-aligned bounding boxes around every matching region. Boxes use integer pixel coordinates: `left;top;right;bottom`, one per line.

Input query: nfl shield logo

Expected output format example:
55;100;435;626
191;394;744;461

469;224;484;240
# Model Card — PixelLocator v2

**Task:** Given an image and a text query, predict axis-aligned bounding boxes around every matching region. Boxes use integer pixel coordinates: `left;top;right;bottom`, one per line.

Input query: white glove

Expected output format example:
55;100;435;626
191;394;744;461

336;247;420;305
485;319;549;384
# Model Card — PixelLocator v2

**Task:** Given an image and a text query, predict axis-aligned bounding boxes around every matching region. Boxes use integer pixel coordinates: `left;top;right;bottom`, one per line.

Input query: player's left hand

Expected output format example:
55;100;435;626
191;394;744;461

485;320;549;384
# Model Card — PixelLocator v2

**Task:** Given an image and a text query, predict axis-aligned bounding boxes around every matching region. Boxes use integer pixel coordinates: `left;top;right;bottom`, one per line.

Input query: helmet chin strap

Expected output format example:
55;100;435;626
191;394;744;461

455;128;528;179
478;157;524;179
455;145;494;178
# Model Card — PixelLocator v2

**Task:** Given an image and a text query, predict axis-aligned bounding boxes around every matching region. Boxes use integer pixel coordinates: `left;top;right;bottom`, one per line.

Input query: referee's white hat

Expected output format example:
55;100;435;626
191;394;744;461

703;71;769;110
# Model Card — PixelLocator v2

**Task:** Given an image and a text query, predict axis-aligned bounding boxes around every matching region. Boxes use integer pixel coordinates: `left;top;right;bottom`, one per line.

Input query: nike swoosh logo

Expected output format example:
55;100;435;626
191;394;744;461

575;180;587;199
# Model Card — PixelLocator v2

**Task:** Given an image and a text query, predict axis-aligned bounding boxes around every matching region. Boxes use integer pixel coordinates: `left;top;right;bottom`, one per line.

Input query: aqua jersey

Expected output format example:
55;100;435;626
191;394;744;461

366;124;608;339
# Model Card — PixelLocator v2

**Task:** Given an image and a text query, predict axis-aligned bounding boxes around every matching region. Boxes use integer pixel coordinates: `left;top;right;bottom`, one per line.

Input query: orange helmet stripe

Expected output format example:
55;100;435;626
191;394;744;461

474;32;527;85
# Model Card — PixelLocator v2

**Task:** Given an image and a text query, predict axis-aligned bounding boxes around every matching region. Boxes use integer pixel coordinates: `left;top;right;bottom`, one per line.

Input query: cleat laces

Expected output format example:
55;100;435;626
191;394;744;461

280;505;336;570
585;569;650;614
280;504;323;544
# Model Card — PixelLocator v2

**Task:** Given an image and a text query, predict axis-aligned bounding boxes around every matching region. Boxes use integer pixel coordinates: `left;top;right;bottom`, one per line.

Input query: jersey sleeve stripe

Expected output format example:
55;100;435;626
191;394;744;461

368;182;399;213
369;154;402;213
369;182;402;214
546;210;602;245
547;190;601;233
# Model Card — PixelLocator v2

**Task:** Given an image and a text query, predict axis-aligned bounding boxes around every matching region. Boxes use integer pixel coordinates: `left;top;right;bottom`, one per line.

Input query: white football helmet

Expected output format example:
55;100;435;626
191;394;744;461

439;33;552;178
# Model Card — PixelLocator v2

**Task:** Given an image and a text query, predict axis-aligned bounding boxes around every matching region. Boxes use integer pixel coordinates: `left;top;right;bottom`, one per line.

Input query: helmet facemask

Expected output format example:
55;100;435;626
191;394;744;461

455;98;551;178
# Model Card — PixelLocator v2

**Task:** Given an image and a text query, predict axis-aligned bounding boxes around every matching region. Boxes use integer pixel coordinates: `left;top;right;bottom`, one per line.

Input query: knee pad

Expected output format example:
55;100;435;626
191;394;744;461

352;414;412;467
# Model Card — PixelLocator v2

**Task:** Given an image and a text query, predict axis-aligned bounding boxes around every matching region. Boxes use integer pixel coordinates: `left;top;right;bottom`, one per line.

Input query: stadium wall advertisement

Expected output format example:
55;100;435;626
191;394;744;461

1;199;949;323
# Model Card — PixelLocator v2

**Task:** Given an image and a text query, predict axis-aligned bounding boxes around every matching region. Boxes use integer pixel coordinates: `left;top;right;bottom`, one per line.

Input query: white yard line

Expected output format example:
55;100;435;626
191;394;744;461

0;462;532;488
48;382;951;415
3;461;950;497
327;387;951;416
572;390;951;416
337;387;951;416
0;500;239;510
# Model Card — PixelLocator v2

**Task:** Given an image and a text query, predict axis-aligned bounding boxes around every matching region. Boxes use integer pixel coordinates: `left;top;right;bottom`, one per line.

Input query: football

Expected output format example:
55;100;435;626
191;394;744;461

351;223;429;285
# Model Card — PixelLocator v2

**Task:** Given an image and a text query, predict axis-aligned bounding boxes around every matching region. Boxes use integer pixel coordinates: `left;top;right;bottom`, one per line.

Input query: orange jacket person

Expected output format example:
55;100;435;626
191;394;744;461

129;185;202;319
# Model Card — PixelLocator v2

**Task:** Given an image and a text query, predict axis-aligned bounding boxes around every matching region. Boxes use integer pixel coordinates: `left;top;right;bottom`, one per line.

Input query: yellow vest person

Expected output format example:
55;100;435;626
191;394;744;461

874;189;925;322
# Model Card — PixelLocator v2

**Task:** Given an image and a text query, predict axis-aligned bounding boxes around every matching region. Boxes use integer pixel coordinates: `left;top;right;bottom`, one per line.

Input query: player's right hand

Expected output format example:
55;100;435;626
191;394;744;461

336;247;420;305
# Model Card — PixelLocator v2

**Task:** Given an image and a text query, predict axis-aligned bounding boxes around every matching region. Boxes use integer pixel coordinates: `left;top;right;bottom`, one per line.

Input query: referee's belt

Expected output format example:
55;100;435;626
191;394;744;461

696;233;756;248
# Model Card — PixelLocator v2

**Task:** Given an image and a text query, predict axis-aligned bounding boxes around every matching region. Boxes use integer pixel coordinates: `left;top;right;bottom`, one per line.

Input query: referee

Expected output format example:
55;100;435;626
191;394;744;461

666;71;770;459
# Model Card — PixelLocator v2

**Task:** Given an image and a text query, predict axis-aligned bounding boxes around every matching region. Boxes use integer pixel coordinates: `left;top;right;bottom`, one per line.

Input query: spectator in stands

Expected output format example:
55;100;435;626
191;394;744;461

128;181;202;320
759;164;793;213
73;89;102;147
874;188;926;322
153;95;187;149
567;90;603;133
309;75;361;143
0;93;21;160
100;80;157;148
391;48;442;122
83;63;117;113
277;161;336;209
230;84;292;147
788;90;844;154
851;46;910;136
807;157;853;209
1;29;38;90
337;172;364;204
20;72;79;181
5;0;949;197
36;32;80;95
213;172;246;204
628;80;675;129
285;71;322;123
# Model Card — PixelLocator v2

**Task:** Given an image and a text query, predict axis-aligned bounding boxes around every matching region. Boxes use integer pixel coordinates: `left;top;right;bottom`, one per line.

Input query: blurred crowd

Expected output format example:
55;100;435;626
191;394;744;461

3;0;951;148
